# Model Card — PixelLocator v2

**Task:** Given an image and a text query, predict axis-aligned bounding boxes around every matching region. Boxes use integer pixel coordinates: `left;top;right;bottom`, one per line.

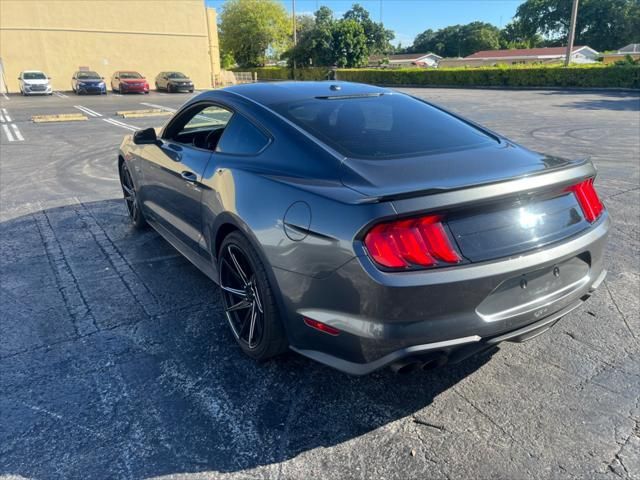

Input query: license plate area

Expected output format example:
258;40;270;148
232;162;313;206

476;255;590;322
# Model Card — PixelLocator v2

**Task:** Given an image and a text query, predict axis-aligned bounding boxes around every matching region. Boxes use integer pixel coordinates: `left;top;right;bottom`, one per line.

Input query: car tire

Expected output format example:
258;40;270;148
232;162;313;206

119;161;147;229
218;231;288;361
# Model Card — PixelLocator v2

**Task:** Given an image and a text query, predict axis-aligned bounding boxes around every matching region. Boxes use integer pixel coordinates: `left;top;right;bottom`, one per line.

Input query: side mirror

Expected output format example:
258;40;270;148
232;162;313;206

48;77;51;80
133;128;159;145
101;77;104;80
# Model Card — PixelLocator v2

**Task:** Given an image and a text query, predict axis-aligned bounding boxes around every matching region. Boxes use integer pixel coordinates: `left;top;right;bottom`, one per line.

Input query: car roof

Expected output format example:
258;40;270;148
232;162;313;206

21;70;45;74
223;81;390;107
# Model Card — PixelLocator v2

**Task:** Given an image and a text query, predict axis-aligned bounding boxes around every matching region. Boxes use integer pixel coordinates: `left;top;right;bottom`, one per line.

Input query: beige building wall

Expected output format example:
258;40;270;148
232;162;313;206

0;0;220;93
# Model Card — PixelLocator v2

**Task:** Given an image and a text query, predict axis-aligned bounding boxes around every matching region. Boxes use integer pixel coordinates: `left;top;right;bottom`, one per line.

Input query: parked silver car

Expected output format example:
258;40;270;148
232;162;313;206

18;70;53;95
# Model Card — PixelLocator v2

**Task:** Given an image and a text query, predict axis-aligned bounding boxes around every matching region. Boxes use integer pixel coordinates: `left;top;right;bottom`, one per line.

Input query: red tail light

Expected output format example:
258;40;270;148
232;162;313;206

364;214;462;270
567;178;604;223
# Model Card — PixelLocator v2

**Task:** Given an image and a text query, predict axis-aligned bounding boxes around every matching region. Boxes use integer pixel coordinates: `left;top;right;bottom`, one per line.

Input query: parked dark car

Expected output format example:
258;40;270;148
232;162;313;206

71;70;107;95
117;82;609;375
111;71;149;94
155;71;194;93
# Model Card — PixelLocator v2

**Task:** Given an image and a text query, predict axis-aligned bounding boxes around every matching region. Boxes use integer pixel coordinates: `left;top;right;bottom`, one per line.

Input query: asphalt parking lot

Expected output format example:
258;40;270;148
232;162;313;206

1;87;638;480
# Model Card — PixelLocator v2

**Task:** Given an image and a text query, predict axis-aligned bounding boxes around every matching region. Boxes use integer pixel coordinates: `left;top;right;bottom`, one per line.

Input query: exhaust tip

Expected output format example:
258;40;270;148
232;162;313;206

421;353;448;371
390;358;422;374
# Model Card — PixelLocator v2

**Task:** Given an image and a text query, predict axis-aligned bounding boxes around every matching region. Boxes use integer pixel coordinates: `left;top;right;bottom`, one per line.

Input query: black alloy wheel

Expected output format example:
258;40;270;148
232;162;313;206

218;232;288;360
119;162;147;228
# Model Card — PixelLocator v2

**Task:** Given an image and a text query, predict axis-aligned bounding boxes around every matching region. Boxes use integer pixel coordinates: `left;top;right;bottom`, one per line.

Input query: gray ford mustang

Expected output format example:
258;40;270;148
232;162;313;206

118;81;609;374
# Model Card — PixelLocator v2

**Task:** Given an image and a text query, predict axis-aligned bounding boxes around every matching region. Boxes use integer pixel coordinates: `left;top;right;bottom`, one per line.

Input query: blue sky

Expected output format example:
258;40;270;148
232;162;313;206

206;0;523;47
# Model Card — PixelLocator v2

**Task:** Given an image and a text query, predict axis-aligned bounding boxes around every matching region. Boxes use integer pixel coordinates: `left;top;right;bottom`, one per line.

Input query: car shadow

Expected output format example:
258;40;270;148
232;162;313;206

539;90;640;111
0;199;495;478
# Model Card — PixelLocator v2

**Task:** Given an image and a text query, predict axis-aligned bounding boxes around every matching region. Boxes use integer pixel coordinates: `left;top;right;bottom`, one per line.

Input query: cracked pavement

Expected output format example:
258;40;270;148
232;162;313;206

1;88;638;479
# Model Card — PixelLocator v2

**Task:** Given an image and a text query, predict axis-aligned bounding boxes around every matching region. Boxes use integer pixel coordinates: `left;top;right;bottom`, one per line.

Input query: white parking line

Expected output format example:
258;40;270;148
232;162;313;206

53;91;68;98
0;112;4;123
10;123;24;141
2;123;15;141
141;102;176;112
102;118;137;132
2;108;11;122
1;93;8;100
74;105;102;117
108;118;139;130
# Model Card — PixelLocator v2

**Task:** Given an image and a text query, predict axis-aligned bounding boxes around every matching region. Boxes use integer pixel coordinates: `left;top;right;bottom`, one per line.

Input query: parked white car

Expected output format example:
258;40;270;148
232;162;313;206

18;70;53;95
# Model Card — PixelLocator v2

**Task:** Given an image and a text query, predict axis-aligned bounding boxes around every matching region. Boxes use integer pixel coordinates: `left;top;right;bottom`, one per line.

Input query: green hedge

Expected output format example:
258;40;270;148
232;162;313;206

233;64;639;88
336;65;639;89
241;67;330;81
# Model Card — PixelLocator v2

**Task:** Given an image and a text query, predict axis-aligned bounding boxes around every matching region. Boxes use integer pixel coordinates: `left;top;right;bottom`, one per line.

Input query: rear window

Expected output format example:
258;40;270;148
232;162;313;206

271;93;496;159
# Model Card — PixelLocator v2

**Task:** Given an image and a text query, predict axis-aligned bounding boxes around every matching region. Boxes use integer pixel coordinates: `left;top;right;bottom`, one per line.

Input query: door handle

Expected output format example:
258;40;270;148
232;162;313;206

181;171;197;183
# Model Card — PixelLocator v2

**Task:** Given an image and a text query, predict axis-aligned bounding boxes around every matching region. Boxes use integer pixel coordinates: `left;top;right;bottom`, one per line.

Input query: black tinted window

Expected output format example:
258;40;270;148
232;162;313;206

271;93;496;159
217;115;269;155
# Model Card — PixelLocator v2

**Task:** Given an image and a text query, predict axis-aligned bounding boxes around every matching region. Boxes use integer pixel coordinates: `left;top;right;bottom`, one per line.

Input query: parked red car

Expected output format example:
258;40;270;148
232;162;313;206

110;71;149;94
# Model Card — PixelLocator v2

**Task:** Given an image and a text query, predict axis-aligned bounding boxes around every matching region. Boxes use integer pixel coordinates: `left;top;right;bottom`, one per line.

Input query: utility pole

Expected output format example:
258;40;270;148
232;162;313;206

564;0;579;67
292;0;297;78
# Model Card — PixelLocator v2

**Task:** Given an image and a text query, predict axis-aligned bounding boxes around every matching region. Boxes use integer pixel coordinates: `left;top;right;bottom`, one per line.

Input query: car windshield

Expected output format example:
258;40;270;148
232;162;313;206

23;72;47;80
270;93;496;159
77;71;101;80
167;72;187;79
119;72;142;79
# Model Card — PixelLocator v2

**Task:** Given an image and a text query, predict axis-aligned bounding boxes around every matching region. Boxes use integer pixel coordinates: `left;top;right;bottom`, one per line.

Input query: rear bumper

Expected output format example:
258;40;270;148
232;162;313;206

275;214;610;374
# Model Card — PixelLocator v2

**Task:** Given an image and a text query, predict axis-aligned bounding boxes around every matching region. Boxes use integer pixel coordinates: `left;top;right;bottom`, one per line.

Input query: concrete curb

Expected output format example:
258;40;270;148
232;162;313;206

32;113;88;123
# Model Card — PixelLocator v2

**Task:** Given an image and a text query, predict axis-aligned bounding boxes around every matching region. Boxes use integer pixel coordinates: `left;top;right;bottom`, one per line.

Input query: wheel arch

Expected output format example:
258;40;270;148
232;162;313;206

208;212;293;340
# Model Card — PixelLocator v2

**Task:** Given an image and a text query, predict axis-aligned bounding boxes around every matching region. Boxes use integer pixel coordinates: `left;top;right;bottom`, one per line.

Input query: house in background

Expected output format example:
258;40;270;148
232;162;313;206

439;46;599;68
602;44;640;64
368;52;442;68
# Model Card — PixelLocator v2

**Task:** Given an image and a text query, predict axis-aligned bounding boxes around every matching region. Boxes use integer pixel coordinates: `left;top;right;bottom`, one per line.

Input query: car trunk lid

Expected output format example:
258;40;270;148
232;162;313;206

346;149;598;264
340;142;579;200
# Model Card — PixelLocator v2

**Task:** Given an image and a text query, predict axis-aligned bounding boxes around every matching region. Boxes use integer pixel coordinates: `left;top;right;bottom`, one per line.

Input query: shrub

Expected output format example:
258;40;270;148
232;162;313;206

335;64;639;89
239;67;332;81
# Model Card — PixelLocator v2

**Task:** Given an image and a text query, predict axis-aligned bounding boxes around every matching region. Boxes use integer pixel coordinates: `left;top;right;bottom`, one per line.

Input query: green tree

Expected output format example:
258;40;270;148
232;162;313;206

219;0;290;68
332;18;368;67
220;50;236;70
343;4;394;54
283;4;389;67
499;20;544;49
410;22;501;57
514;0;639;52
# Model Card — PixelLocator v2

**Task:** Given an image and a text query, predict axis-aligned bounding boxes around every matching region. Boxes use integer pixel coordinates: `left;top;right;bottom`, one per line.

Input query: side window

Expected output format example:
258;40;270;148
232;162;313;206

216;114;270;155
168;104;233;151
180;105;232;134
